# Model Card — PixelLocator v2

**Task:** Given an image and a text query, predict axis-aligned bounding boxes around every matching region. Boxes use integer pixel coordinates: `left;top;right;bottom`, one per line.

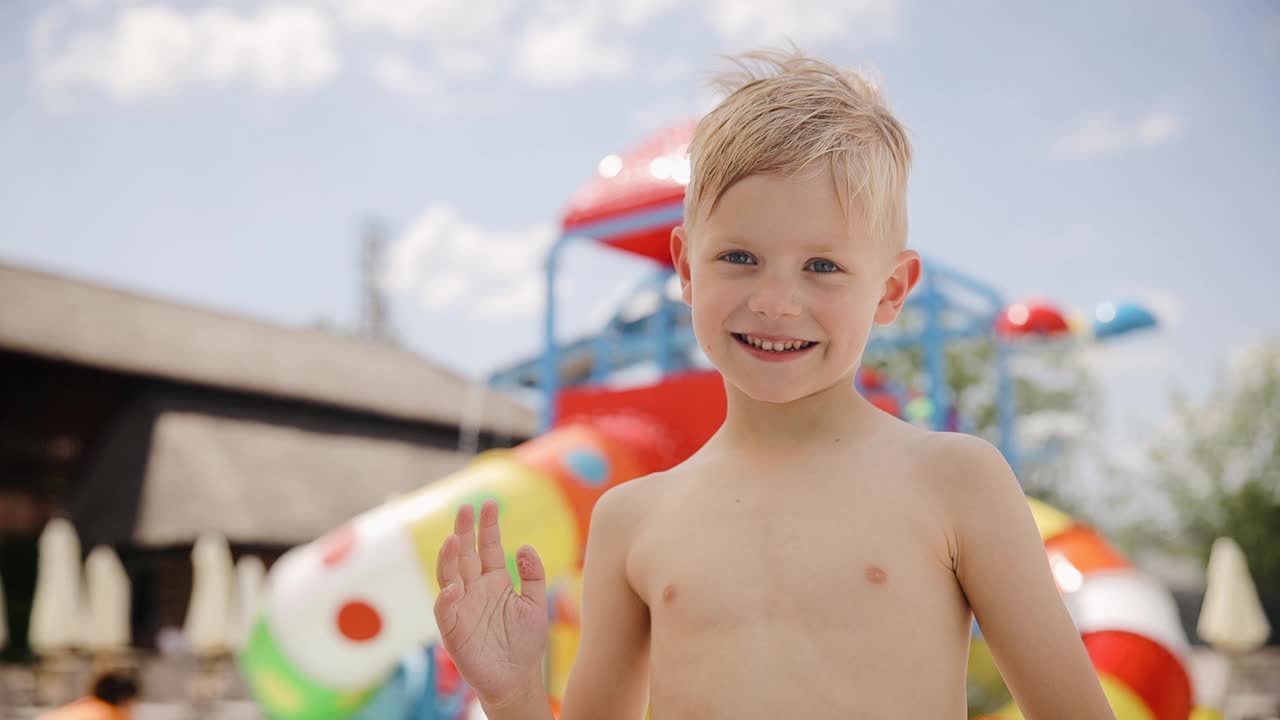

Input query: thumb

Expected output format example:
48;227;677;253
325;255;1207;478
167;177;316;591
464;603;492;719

434;581;463;636
515;545;547;611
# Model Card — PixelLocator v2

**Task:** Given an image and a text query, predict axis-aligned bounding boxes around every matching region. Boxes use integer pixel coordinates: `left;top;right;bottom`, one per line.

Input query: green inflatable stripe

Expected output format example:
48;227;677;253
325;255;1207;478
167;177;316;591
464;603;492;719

239;617;374;720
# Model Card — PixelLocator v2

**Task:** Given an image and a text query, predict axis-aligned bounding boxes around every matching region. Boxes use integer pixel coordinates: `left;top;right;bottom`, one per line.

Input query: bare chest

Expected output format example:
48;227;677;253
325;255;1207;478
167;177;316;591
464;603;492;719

629;477;962;639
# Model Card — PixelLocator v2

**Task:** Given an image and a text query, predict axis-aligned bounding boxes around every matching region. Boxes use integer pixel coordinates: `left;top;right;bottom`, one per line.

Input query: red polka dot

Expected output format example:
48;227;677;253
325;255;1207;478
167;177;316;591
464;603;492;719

322;524;356;567
337;600;382;642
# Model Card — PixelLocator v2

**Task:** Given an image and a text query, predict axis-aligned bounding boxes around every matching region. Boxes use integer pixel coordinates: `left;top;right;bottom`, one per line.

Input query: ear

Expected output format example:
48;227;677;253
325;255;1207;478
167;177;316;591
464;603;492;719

670;225;693;305
874;250;921;325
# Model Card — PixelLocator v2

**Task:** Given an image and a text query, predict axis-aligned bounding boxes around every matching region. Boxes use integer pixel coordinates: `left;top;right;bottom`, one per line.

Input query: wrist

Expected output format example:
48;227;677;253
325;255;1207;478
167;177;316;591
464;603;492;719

479;671;548;717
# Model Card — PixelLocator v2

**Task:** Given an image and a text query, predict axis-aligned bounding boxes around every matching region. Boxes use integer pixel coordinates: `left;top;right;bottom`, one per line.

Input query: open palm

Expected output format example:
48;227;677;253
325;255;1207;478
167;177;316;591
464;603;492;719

433;500;549;709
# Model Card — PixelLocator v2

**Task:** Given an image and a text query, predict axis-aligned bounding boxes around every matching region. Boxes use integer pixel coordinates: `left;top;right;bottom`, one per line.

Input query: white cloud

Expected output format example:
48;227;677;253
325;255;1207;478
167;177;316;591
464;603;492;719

334;0;509;76
436;48;493;76
474;276;546;319
382;204;557;321
515;13;631;87
32;0;906;102
419;268;468;308
36;3;339;100
1053;108;1183;157
354;0;901;93
1134;109;1179;145
615;0;687;27
372;52;436;96
700;0;899;46
334;0;511;38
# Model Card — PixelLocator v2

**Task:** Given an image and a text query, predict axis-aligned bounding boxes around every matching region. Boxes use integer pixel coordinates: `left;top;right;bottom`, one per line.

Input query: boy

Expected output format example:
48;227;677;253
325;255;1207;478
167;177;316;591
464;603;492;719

432;48;1116;719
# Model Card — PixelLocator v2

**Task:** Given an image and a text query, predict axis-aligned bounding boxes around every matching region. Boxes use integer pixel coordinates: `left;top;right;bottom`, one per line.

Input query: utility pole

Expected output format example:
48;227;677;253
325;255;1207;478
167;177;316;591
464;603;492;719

359;219;391;343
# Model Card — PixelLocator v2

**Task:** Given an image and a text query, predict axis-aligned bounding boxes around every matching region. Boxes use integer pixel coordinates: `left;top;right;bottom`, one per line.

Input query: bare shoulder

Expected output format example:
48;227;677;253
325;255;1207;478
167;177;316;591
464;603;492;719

591;468;677;539
909;431;1020;499
859;417;1012;483
918;430;1014;476
908;431;1030;544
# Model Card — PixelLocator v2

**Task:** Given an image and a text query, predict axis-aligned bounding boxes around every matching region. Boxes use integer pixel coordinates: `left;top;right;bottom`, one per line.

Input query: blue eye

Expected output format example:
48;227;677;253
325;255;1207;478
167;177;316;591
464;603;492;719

807;258;840;273
721;251;755;265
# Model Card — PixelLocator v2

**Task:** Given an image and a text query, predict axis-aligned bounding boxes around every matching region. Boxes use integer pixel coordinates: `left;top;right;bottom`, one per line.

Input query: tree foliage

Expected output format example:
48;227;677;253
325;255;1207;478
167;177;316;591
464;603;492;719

1120;340;1280;596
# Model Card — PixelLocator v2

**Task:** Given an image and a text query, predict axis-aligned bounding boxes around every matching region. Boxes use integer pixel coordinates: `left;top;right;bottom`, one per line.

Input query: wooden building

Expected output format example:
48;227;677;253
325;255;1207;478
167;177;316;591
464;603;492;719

0;261;536;658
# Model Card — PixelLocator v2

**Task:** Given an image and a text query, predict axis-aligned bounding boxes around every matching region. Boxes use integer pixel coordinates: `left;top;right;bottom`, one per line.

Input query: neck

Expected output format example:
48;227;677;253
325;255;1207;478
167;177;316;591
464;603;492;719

711;372;881;455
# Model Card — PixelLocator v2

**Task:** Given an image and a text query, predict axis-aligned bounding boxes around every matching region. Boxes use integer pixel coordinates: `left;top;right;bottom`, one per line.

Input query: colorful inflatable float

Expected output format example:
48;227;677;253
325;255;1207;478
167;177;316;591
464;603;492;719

237;414;673;720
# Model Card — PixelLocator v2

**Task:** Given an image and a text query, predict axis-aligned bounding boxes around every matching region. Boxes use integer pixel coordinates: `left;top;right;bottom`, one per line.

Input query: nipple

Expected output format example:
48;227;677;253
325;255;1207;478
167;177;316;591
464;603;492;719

662;584;678;604
864;564;889;585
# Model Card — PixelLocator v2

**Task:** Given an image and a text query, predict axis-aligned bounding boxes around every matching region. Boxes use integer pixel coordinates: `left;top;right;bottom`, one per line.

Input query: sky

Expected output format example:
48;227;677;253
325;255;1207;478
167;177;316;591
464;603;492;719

1;0;1278;486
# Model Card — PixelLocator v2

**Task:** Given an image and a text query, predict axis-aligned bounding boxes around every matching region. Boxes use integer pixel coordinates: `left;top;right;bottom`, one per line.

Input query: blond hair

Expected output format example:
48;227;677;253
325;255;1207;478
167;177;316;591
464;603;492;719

685;47;912;250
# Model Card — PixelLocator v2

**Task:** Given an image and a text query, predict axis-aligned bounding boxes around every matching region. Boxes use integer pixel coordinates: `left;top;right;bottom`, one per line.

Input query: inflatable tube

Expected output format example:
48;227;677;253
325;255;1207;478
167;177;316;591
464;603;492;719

237;417;668;720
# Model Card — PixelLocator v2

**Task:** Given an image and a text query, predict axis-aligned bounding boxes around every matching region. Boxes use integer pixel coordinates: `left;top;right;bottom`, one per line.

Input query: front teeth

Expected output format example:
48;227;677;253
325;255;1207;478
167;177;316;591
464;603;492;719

742;334;811;352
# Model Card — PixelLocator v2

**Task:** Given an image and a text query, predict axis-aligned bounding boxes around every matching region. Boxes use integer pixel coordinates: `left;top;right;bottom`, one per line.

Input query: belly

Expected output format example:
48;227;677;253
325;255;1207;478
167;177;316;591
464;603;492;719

642;562;973;717
648;613;970;719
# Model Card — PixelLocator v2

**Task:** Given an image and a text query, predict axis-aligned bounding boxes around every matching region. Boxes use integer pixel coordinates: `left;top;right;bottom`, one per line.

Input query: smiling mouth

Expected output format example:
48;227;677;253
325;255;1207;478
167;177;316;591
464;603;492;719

732;333;818;353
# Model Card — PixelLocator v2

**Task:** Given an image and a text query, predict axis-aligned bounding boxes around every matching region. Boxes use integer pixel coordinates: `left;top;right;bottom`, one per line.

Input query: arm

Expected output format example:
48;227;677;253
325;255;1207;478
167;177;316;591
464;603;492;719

559;482;652;720
942;435;1116;720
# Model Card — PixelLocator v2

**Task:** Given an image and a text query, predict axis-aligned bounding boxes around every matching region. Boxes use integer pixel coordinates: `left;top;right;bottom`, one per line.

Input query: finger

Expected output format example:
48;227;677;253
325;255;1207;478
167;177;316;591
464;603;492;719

515;545;547;611
435;533;459;591
454;503;482;584
433;578;463;637
476;499;507;575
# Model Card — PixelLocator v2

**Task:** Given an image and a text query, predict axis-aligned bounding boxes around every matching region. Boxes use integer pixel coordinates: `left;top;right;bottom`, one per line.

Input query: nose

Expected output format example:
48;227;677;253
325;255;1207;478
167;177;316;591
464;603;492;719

747;274;801;319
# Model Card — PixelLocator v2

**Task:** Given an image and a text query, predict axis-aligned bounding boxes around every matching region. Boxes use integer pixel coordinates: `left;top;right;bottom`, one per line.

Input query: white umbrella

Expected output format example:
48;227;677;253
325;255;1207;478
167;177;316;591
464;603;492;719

1197;536;1271;654
83;546;132;652
184;531;235;656
231;555;265;649
28;517;83;654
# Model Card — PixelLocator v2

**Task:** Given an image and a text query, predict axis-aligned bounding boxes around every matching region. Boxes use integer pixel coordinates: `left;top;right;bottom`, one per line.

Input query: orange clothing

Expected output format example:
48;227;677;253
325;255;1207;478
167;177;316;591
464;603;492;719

38;697;132;720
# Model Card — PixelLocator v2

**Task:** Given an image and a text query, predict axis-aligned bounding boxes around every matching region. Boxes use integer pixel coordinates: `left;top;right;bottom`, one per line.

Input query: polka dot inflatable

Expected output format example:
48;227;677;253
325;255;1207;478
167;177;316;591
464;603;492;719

238;420;668;720
564;448;609;486
336;601;382;643
513;422;654;553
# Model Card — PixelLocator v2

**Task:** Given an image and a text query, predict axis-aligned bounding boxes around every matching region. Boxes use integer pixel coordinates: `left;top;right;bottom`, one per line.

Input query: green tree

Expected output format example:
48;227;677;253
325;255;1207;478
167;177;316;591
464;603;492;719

1112;340;1280;596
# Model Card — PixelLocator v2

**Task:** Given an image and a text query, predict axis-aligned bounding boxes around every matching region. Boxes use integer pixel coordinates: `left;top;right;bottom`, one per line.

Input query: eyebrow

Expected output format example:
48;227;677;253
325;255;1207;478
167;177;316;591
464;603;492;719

709;233;844;255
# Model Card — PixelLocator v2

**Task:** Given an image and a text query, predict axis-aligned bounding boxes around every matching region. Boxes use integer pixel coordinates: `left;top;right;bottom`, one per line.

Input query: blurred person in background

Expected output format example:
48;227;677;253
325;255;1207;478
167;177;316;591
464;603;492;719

38;671;139;720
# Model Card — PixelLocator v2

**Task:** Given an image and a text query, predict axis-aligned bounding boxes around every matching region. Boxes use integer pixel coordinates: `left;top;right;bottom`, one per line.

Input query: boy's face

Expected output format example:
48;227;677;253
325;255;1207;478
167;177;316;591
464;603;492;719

671;169;919;404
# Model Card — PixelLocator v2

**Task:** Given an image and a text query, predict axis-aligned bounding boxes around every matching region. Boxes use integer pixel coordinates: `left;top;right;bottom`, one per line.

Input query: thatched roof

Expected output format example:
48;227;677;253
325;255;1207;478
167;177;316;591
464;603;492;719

68;390;478;546
133;412;470;546
0;261;536;438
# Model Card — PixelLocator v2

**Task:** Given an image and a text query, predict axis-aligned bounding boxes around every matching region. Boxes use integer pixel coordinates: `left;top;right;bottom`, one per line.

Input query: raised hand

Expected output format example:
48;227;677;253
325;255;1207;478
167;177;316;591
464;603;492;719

433;499;549;710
